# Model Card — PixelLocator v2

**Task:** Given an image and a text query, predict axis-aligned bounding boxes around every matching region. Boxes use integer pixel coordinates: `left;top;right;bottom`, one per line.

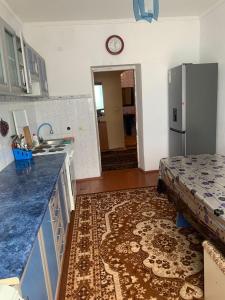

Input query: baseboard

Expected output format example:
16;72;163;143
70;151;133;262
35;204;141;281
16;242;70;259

76;175;103;182
139;168;159;174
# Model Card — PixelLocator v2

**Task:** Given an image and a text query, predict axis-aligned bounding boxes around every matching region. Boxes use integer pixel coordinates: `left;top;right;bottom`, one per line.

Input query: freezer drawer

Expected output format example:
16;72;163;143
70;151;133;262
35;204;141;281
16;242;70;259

169;129;186;157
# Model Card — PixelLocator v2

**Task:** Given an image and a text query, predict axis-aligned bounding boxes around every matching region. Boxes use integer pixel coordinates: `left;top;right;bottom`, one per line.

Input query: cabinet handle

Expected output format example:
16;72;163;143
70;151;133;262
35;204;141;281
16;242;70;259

55;207;60;215
48;219;57;223
60;247;64;255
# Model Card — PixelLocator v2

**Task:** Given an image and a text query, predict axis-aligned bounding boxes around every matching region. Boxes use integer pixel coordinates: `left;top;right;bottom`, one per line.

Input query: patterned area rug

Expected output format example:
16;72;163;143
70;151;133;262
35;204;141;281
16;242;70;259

101;149;138;171
65;188;204;300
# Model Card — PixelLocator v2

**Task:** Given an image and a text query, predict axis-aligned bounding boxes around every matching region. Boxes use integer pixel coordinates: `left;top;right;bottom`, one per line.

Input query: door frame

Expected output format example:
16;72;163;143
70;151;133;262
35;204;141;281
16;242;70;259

91;64;142;174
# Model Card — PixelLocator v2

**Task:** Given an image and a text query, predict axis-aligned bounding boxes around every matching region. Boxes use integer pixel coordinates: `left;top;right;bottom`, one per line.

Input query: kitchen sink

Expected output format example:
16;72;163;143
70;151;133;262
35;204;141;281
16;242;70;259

42;139;65;146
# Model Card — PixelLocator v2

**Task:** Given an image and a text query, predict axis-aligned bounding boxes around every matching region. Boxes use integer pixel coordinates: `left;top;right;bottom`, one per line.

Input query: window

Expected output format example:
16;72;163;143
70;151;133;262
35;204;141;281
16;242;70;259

94;84;104;111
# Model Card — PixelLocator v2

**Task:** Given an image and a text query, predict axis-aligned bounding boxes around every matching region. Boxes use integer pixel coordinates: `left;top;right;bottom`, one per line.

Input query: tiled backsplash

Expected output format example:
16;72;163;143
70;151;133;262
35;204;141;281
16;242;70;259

35;97;100;179
0;96;100;179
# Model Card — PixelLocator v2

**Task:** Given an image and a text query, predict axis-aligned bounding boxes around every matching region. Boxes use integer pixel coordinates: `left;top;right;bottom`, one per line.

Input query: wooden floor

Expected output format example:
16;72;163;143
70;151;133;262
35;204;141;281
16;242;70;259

124;134;137;148
58;168;158;299
76;168;158;195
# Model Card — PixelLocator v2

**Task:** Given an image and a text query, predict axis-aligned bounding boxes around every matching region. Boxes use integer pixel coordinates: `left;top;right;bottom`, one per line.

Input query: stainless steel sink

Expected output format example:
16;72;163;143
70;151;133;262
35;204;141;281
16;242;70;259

43;139;65;146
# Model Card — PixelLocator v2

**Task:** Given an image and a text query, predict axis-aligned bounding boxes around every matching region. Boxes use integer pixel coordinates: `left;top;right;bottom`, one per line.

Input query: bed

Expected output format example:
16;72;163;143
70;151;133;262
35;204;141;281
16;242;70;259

158;154;225;252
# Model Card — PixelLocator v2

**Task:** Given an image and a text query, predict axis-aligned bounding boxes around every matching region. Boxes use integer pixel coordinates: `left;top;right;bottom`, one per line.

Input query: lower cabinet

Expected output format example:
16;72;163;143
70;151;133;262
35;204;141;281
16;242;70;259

42;204;59;300
58;168;70;232
20;164;70;300
21;237;48;300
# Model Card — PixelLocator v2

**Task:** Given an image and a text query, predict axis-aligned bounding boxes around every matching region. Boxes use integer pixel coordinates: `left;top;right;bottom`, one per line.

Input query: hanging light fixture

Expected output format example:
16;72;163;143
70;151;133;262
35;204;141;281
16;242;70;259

133;0;159;23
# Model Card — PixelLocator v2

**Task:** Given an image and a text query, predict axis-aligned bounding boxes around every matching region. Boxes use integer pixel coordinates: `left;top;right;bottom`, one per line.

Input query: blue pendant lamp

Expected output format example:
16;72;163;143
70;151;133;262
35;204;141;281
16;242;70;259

133;0;159;23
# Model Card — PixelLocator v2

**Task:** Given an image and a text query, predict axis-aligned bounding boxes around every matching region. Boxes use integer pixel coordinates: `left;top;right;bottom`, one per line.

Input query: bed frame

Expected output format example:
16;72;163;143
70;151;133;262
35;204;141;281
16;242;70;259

157;178;225;256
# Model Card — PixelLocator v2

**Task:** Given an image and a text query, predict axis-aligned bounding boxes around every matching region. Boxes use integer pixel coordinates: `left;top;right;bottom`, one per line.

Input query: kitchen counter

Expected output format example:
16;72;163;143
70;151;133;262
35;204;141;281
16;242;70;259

0;154;66;283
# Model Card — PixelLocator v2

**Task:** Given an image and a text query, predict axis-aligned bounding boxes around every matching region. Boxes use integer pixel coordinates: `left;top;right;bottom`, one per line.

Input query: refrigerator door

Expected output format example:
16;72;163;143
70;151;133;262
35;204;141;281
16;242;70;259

168;65;184;132
169;129;186;157
185;63;218;155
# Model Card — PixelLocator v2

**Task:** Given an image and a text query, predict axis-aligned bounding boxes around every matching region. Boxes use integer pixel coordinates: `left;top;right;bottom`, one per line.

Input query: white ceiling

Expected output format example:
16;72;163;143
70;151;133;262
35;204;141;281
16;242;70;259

5;0;221;22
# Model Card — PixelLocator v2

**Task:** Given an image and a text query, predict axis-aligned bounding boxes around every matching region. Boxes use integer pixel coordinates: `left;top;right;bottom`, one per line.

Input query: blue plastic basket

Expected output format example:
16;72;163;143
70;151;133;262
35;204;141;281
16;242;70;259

13;149;33;161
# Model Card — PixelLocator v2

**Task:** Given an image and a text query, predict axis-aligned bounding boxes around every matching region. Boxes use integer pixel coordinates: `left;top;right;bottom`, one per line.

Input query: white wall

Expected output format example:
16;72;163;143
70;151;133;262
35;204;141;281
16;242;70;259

0;0;22;34
200;2;225;155
24;18;200;170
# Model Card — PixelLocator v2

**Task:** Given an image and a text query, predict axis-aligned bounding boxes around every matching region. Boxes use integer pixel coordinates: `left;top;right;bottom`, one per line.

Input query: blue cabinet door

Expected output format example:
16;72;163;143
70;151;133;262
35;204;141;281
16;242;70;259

42;205;59;299
21;238;48;300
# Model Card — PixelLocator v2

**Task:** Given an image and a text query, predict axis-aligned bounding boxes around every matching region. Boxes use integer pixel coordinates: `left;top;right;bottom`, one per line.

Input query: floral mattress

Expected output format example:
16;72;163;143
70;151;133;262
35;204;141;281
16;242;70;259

159;154;225;243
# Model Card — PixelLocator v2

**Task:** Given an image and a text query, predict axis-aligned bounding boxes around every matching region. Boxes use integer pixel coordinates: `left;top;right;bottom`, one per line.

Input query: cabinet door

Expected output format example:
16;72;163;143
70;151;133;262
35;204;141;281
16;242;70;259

42;204;59;300
38;55;48;96
58;170;70;232
26;45;33;76
0;49;4;84
4;29;20;88
21;237;48;300
19;34;32;94
0;19;9;94
49;186;66;271
26;44;39;77
0;39;9;93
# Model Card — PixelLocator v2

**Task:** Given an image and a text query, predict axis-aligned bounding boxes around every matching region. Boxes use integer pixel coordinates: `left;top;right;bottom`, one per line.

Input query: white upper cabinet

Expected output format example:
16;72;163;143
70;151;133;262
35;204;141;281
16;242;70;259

38;55;49;97
24;43;49;97
0;17;49;97
4;29;20;89
0;53;4;83
0;41;5;85
0;23;9;93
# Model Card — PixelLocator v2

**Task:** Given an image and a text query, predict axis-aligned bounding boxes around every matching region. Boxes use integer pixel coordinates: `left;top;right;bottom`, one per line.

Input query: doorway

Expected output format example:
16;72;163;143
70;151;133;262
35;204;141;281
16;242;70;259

93;68;138;171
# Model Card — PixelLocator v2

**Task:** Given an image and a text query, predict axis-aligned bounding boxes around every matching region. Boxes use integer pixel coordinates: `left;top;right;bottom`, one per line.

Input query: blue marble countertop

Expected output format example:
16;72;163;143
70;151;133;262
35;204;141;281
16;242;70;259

0;154;66;281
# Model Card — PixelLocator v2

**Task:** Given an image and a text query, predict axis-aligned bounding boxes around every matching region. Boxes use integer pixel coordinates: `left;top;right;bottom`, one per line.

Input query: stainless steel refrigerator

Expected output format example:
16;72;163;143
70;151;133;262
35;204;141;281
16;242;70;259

169;63;218;157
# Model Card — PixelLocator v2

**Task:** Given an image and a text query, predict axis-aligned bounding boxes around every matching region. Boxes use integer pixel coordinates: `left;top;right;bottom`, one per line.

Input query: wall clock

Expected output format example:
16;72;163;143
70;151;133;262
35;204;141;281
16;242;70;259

106;35;124;55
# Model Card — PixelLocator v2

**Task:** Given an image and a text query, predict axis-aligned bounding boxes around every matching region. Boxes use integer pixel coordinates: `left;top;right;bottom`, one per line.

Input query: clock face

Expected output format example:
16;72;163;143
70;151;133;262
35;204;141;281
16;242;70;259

106;35;124;55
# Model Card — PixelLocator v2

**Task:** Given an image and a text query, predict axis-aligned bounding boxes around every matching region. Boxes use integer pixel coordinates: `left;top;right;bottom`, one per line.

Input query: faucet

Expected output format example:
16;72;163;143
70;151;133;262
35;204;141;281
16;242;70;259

37;123;54;142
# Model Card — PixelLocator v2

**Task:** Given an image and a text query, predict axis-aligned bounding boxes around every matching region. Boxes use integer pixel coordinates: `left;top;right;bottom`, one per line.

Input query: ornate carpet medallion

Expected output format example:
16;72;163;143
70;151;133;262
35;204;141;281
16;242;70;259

65;188;204;300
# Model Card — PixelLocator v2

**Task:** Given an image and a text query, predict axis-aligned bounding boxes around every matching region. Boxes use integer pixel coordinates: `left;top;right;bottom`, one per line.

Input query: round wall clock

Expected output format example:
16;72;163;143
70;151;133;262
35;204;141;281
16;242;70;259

106;35;124;55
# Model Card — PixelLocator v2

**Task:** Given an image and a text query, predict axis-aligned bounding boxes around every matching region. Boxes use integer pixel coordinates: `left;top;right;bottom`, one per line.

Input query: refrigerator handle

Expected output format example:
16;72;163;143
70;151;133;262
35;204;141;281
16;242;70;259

170;128;186;134
173;108;177;122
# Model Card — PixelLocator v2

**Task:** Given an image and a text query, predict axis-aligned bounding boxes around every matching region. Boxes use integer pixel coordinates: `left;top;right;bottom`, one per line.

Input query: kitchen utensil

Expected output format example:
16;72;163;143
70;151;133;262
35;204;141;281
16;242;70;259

12;110;29;135
0;119;9;137
13;148;32;160
23;126;33;149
